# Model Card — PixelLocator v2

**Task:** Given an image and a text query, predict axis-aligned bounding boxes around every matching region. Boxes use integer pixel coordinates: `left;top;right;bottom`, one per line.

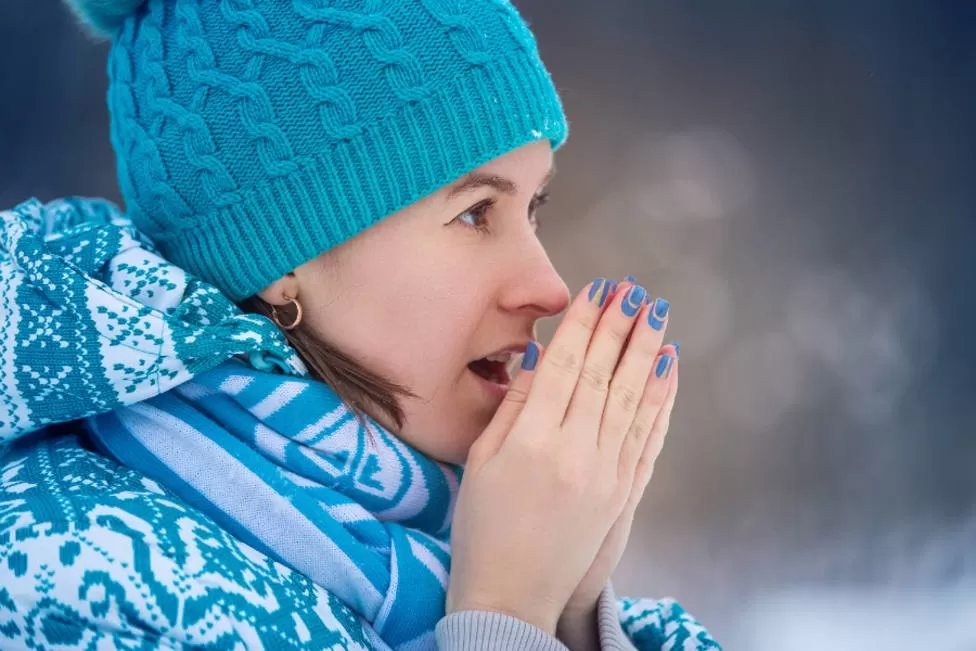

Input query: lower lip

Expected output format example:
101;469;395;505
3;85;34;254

467;368;510;402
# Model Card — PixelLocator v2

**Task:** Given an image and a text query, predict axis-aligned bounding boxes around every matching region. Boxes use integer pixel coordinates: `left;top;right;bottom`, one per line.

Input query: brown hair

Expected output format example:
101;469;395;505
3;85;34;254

237;295;413;431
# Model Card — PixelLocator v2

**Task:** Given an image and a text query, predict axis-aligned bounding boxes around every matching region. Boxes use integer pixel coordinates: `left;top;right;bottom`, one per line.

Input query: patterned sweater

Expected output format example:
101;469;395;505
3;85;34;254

0;198;720;650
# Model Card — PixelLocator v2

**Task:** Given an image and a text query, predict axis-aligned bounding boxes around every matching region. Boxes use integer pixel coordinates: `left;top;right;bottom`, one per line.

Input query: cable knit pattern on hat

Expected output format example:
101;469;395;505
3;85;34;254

81;0;567;300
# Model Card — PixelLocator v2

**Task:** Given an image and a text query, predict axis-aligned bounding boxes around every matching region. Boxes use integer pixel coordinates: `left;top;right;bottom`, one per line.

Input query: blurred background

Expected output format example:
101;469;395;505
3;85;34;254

2;1;974;648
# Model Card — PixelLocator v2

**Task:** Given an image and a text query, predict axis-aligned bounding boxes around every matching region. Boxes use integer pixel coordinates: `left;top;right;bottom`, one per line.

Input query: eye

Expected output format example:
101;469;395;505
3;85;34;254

452;199;494;232
528;189;550;230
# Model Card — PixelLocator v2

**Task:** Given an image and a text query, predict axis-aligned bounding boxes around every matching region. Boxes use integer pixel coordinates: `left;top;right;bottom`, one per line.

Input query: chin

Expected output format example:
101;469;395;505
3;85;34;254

397;387;499;465
408;438;472;466
435;425;482;466
400;415;488;466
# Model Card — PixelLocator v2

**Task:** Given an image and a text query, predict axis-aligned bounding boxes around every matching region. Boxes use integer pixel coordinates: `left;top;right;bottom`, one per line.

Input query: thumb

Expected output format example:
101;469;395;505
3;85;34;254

468;341;543;463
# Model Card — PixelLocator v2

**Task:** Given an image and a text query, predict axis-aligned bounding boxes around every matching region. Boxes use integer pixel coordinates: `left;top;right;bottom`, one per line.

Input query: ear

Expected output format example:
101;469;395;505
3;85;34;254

257;272;301;306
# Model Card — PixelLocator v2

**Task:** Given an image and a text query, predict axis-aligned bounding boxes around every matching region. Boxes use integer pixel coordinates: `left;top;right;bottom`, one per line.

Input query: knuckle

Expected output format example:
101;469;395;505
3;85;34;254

607;323;632;345
570;308;599;332
579;362;612;392
636;335;663;359
547;345;582;376
502;384;530;406
630;413;656;438
610;382;642;413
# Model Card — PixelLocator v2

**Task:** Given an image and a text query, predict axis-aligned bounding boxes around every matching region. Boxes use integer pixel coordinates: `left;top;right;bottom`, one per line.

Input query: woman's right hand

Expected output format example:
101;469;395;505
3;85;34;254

445;278;675;635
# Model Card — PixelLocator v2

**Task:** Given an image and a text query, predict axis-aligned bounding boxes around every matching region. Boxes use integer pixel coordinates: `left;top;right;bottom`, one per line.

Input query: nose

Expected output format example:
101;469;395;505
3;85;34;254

499;240;571;318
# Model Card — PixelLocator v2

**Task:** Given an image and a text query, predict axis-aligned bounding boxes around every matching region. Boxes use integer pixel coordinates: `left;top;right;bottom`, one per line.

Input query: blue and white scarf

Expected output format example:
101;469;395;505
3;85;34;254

0;197;303;441
89;362;461;650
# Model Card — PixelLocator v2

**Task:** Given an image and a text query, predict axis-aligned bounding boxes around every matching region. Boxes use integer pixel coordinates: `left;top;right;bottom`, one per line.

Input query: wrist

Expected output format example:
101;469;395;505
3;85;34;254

556;599;600;651
561;592;601;624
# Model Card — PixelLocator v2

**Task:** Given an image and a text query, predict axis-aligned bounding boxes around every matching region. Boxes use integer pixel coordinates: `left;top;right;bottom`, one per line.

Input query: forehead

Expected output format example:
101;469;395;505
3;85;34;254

461;140;555;188
483;139;552;168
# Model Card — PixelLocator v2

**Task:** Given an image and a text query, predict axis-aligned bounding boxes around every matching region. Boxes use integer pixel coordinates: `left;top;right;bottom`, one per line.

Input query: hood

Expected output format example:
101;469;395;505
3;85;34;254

0;197;305;447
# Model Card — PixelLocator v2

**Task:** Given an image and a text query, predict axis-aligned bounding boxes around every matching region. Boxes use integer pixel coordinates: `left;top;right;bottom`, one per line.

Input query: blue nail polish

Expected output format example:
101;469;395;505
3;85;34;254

654;298;670;319
647;298;669;331
588;278;610;307
623;275;637;284
522;342;539;371
655;354;673;378
622;285;646;316
673;342;681;357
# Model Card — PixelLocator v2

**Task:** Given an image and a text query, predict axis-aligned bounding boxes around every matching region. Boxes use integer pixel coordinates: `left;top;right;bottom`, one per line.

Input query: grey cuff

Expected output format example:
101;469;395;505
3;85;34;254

436;611;569;651
597;582;637;651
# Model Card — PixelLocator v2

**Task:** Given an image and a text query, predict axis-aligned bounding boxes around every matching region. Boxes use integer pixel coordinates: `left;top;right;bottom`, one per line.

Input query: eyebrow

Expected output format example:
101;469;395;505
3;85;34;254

447;166;556;200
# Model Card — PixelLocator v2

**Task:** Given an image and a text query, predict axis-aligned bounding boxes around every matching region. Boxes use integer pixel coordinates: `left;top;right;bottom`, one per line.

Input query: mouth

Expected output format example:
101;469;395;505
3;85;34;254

467;353;513;387
466;347;523;391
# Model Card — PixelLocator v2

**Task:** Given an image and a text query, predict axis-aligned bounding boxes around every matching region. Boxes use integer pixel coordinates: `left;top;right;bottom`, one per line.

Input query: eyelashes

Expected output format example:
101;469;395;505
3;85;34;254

530;190;550;229
453;198;496;232
451;190;550;234
532;189;551;211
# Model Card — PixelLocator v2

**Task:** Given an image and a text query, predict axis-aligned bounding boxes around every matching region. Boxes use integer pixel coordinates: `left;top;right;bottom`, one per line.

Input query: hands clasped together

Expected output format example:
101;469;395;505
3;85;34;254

447;277;679;636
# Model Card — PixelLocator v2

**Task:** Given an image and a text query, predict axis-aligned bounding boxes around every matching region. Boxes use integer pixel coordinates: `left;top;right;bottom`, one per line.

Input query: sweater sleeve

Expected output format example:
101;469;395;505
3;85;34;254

597;582;638;650
435;580;720;651
436;611;570;651
432;585;626;651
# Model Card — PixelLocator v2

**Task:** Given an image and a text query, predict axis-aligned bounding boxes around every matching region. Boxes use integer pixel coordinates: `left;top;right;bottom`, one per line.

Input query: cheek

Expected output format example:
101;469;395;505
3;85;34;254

313;279;483;397
376;292;482;392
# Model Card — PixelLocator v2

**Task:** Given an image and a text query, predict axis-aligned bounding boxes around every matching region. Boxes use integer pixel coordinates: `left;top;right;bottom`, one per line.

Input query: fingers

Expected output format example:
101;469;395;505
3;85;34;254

521;278;616;428
594;294;670;458
561;281;650;440
470;342;545;464
616;344;678;490
633;357;678;496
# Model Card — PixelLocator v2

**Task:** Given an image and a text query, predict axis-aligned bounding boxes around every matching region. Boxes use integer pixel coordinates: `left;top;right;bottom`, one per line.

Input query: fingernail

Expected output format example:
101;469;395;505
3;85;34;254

522;341;539;371
621;285;646;317
623;275;637;284
672;342;681;357
655;354;673;378
587;278;612;307
647;297;670;330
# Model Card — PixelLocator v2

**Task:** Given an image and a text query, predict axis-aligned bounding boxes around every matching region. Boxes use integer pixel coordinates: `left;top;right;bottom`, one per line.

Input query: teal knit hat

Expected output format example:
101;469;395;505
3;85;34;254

67;0;568;300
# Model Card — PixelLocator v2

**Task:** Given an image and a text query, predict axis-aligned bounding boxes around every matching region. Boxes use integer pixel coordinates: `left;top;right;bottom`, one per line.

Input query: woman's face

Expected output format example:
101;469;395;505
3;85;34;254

263;140;569;465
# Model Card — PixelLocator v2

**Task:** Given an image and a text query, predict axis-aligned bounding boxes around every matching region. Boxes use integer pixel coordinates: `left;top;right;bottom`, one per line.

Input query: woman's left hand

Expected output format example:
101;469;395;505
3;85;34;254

557;345;679;649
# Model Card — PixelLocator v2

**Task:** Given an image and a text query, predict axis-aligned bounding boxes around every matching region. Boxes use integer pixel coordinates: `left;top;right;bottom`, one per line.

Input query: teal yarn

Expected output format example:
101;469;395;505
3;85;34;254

65;0;144;35
69;0;568;300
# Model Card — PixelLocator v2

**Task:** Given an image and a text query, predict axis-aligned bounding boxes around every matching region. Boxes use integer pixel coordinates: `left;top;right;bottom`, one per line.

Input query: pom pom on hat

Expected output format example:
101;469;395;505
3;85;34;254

64;0;145;37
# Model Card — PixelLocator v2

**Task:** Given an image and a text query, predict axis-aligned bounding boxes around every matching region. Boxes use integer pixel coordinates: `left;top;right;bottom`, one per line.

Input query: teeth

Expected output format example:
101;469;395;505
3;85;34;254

484;352;512;363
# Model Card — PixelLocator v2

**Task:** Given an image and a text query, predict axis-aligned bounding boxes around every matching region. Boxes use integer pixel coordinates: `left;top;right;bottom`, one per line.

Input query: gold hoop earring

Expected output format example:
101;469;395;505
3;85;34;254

271;295;303;330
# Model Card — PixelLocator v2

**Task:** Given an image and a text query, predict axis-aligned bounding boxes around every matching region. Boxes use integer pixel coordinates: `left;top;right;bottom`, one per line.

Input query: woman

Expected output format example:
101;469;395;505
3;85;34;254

0;0;719;649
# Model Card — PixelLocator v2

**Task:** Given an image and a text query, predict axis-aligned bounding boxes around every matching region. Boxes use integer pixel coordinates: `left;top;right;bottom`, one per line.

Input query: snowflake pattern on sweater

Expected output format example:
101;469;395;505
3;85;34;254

0;431;374;650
